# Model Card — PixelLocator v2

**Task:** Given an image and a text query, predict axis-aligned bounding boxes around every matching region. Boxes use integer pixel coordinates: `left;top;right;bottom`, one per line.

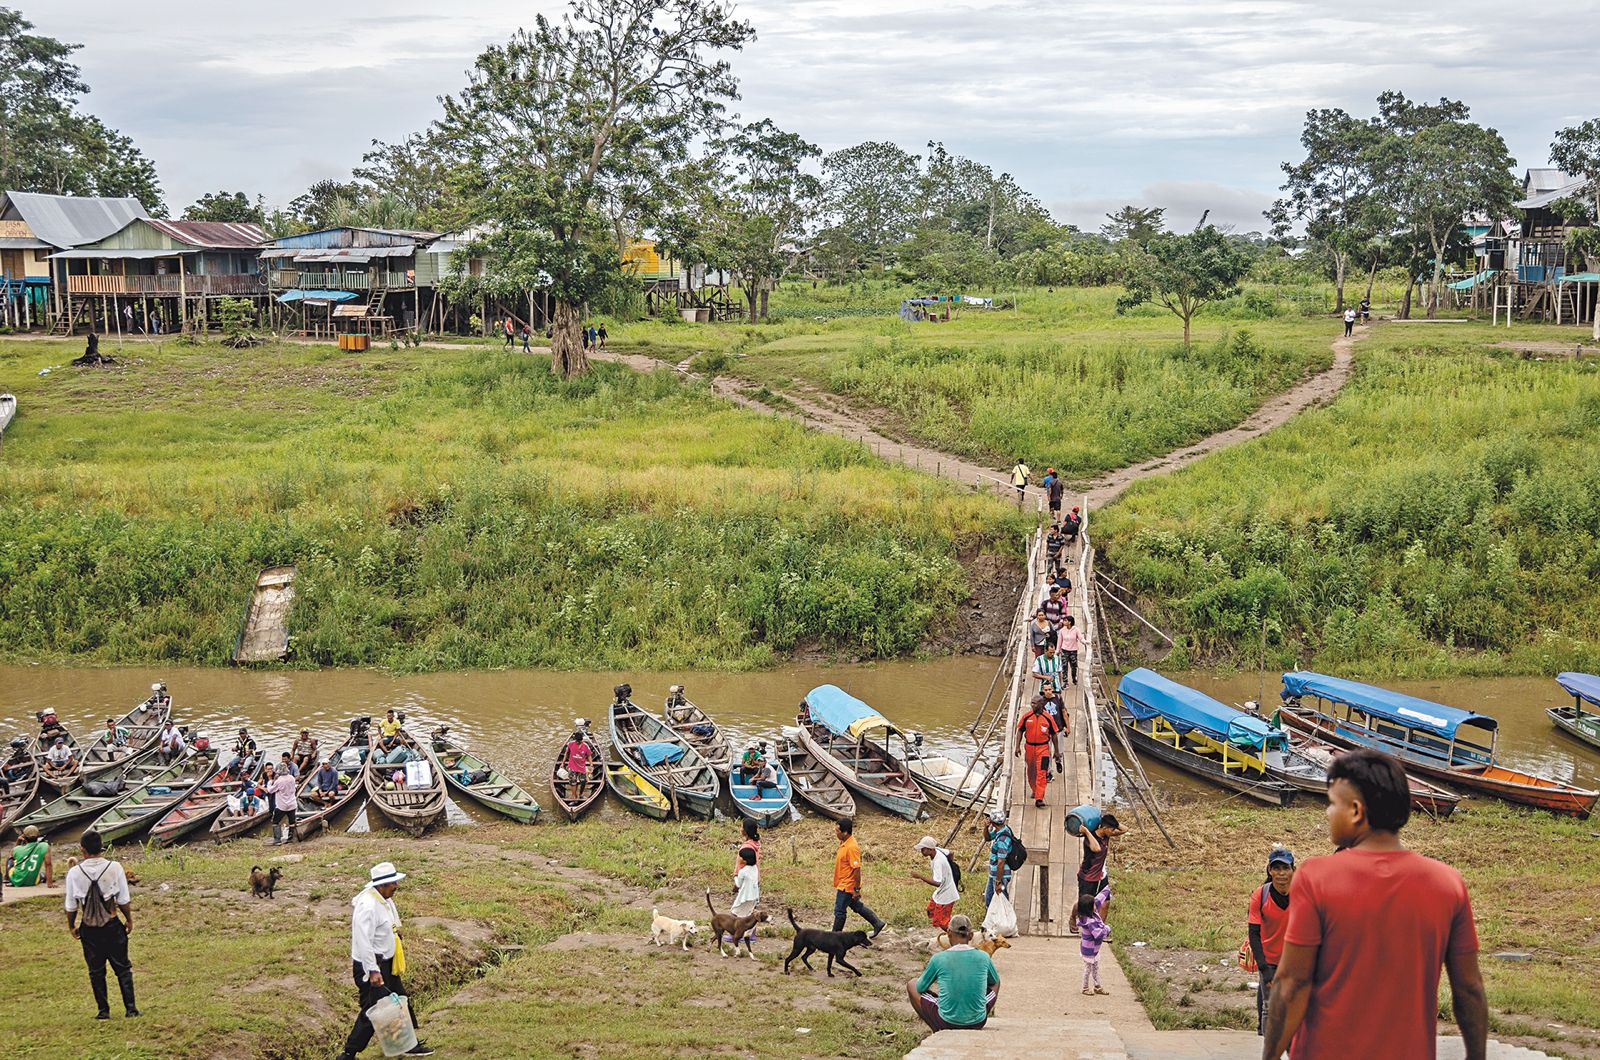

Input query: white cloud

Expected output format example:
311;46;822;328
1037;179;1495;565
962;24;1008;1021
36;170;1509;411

28;0;1600;217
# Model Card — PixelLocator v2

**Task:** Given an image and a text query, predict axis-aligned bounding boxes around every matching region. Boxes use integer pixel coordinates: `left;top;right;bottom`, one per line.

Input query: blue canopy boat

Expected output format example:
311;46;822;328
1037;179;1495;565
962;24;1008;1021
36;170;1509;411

1548;673;1600;753
796;685;925;821
1280;671;1597;817
1110;668;1297;806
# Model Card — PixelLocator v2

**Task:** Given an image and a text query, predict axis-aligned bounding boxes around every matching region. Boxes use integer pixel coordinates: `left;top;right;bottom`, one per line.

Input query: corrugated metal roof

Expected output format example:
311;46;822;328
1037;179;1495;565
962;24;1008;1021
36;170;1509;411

48;248;178;260
292;247;413;262
146;219;266;249
1517;178;1590;210
0;236;49;249
263;226;438;251
0;191;149;248
1523;168;1574;195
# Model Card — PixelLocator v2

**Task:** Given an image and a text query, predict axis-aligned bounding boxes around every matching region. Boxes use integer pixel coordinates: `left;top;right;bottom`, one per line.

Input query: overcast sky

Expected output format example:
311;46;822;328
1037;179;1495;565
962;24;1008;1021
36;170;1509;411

30;0;1600;232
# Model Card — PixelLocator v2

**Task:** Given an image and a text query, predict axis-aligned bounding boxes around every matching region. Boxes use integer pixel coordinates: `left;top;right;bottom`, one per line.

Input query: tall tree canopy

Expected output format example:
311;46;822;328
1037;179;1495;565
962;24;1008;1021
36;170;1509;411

1550;118;1600;219
1116;224;1252;345
440;0;754;377
183;190;266;223
0;8;164;211
818;141;921;275
1269;108;1380;311
1101;206;1166;246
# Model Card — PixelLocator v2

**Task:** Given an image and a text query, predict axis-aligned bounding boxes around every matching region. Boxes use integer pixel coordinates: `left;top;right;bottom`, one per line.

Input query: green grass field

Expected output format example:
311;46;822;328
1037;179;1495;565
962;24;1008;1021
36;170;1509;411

0;337;1025;671
1096;322;1600;676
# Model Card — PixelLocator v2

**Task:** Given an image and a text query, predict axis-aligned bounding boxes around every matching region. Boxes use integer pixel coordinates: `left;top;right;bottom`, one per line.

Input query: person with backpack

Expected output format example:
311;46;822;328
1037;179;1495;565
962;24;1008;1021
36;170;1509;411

983;809;1026;906
1246;846;1295;1035
63;830;138;1020
911;836;960;933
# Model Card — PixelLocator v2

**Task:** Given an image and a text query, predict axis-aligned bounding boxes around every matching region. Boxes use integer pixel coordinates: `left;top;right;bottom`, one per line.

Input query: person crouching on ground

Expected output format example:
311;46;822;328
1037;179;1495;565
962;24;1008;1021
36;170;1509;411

1248;846;1295;1036
910;836;960;934
1077;884;1111;995
337;862;432;1059
907;914;999;1031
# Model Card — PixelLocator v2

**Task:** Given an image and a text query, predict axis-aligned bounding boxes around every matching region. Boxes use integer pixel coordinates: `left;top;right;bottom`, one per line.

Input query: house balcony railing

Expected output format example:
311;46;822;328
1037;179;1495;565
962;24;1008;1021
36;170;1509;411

66;274;265;296
267;269;415;291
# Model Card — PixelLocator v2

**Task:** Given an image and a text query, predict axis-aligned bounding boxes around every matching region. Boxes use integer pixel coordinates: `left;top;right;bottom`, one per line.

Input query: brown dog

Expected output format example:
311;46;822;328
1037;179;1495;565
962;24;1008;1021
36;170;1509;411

249;865;282;899
704;887;770;959
935;929;1012;956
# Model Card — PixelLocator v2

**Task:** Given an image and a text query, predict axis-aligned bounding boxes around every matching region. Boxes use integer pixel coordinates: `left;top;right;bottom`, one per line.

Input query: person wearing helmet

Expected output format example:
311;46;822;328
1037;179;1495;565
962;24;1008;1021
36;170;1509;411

984;809;1016;906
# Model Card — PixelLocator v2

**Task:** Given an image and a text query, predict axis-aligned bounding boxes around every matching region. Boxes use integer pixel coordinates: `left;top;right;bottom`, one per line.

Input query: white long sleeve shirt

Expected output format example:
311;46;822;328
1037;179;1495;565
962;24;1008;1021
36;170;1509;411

350;887;400;975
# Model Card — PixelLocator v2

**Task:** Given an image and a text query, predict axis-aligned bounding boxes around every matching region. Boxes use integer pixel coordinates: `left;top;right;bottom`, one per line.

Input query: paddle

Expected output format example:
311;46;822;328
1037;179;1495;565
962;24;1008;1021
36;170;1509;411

346;799;370;834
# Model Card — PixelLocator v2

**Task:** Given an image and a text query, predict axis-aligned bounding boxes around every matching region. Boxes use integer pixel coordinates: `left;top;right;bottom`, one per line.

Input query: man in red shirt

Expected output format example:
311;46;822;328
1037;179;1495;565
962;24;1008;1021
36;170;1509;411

1013;696;1061;808
1247;846;1295;1036
1262;749;1487;1060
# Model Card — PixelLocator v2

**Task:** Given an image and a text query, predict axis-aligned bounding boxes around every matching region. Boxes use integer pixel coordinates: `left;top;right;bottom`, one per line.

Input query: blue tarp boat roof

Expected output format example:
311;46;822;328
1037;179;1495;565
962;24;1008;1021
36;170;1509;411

276;288;357;303
1117;668;1282;750
803;684;897;739
1556;672;1600;708
1280;672;1498;737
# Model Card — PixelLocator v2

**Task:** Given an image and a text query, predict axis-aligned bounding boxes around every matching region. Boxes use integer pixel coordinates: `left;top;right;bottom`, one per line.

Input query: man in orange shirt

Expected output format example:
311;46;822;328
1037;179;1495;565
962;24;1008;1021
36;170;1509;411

1262;749;1487;1060
1013;695;1062;808
831;818;886;936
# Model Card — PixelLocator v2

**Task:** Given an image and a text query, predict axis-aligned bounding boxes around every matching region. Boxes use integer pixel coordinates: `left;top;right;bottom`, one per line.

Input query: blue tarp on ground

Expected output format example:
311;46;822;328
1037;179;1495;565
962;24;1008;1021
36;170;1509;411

636;741;685;767
1557;673;1600;708
1118;668;1283;750
276;288;358;304
1280;671;1498;737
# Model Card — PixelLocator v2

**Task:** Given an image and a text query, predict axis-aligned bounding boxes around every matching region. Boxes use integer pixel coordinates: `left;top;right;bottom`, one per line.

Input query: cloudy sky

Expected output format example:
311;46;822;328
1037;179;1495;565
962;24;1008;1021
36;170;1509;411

31;0;1600;232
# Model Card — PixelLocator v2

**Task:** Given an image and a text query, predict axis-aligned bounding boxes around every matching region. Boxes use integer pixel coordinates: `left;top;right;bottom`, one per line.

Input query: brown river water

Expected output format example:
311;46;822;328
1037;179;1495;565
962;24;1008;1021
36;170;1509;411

6;663;1597;811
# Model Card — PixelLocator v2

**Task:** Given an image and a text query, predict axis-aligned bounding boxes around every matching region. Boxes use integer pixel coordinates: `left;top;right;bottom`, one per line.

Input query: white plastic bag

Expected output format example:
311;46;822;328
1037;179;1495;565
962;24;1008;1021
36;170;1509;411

983;890;1019;938
365;991;417;1057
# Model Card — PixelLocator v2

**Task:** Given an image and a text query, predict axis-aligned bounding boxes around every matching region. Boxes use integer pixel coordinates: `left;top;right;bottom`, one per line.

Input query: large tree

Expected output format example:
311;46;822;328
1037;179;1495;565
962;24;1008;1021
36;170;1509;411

183;190;266;223
818;140;921;275
917;141;1057;258
1116;224;1252;345
354;132;454;227
1550;118;1600;220
439;0;753;378
288;179;368;230
1101;205;1166;246
1269;108;1380;311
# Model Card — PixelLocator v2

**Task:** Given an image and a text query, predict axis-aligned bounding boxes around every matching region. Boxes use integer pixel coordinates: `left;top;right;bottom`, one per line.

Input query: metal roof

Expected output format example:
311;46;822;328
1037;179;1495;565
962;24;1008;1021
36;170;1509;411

1523;168;1575;195
146;219;266;249
0;236;49;249
47;248;179;260
1517;177;1590;211
263;226;439;251
0;191;149;248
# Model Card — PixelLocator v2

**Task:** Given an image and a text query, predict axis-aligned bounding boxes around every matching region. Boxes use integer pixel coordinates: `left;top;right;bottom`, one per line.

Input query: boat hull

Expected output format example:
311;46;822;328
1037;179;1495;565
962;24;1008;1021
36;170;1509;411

1548;706;1600;753
430;740;540;824
729;762;793;827
549;750;605;822
776;737;855;821
609;700;719;818
365;731;446;837
1107;710;1295;807
605;762;672;819
796;721;925;821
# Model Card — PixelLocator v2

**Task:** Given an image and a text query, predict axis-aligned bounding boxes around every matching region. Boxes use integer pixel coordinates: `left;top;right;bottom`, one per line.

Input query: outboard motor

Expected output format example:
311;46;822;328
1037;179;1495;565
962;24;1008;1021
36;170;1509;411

614;683;632;704
350;716;372;740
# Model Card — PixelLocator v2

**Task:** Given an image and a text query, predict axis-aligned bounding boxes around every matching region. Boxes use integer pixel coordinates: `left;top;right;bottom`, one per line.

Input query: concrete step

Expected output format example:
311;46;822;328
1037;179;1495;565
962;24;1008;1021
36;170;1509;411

905;1018;1127;1059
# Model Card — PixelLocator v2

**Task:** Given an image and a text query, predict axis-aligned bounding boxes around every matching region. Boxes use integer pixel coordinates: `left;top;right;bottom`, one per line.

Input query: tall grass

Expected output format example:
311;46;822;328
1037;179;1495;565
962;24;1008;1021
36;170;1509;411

1097;325;1600;675
0;340;1024;670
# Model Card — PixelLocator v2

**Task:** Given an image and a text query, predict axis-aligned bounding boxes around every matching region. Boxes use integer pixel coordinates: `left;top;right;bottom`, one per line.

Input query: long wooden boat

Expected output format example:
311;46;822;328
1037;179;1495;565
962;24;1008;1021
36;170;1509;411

292;728;372;840
78;689;172;786
662;690;733;775
796;685;926;821
608;691;719;818
906;738;999;812
90;749;217;844
1285;731;1461;818
426;730;540;824
12;746;165;834
149;755;268;846
1279;671;1599;818
776;732;855;821
1;738;41;835
232;565;297;664
1549;672;1600;753
549;737;605;822
729;757;793;827
605;759;672;819
36;722;82;795
1110;669;1296;807
364;728;446;837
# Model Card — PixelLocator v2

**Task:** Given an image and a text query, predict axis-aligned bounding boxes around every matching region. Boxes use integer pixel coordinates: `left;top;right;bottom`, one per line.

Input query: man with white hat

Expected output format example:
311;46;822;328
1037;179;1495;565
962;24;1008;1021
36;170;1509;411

337;862;432;1059
909;836;960;934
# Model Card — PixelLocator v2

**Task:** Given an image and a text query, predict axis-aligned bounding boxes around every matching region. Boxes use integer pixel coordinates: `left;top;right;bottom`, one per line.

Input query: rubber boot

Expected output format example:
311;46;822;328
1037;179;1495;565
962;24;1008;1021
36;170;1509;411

89;968;110;1018
117;966;138;1016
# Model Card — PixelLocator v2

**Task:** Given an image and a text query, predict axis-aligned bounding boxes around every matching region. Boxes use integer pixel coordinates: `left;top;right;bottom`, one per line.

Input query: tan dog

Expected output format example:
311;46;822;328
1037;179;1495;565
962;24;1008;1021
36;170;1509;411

934;928;1011;956
649;909;699;950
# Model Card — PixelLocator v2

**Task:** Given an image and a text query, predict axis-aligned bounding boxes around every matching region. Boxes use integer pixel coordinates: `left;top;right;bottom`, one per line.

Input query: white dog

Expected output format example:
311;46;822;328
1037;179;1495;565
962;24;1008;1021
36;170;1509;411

650;909;699;950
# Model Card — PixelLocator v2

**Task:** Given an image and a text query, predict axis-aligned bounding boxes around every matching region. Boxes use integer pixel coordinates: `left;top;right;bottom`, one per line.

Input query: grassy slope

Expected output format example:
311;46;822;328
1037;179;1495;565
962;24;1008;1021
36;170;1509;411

609;285;1338;482
1096;323;1600;676
0;339;1024;671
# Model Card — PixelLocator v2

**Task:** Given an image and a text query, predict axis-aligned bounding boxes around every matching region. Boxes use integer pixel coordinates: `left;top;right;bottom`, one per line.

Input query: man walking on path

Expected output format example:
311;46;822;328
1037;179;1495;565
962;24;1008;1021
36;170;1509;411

1014;695;1062;808
337;862;433;1059
831;818;887;936
1046;467;1064;519
907;915;1000;1031
64;830;138;1020
910;836;960;932
984;809;1015;906
1262;749;1487;1060
1010;458;1030;508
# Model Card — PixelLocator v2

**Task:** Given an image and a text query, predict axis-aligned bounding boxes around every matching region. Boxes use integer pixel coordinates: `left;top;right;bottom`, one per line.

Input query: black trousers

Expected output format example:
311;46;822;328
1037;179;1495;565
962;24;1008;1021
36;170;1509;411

344;956;418;1056
80;920;136;1014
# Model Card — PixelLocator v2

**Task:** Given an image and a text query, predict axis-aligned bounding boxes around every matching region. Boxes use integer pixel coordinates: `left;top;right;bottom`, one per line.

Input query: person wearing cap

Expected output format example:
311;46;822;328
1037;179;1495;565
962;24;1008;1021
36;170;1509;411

338;863;432;1059
226;727;258;778
1248;846;1296;1036
737;741;764;786
910;836;960;932
291;730;320;777
983;810;1015;907
7;823;53;886
312;758;344;804
46;735;74;770
1064;505;1083;545
907;914;1000;1031
263;762;297;845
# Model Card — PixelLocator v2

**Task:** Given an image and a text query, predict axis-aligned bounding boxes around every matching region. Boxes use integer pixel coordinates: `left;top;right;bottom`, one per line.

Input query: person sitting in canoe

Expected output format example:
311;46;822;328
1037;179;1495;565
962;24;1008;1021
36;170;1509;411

234;779;263;816
44;736;73;774
101;717;129;750
376;711;403;756
7;825;53;887
311;758;343;804
737;742;764;785
3;737;30;783
156;721;187;764
291;731;320;777
557;729;594;798
224;728;258;778
39;710;69;745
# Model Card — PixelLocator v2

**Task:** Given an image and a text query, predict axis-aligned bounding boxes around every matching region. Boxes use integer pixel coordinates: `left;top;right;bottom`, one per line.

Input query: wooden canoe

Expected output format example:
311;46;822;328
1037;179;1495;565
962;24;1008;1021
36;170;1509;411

549;738;605;821
13;746;167;834
1;738;41;835
776;734;855;821
728;759;793;827
1548;705;1600;753
662;695;733;775
427;733;541;824
232;565;296;664
906;744;998;812
292;731;371;841
35;726;84;795
794;718;926;821
150;756;268;846
90;750;218;845
609;697;719;818
605;759;672;819
1103;703;1296;807
1286;732;1461;818
364;729;446;837
0;393;14;438
79;693;171;785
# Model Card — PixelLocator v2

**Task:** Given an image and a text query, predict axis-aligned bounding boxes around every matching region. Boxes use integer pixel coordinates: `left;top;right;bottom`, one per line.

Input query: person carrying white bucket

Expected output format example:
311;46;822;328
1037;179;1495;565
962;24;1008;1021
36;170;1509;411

336;862;432;1058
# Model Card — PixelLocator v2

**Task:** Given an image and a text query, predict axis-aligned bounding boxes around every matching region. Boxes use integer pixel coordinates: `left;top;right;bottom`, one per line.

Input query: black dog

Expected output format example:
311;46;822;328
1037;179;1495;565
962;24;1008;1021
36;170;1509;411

249;865;282;899
784;908;871;977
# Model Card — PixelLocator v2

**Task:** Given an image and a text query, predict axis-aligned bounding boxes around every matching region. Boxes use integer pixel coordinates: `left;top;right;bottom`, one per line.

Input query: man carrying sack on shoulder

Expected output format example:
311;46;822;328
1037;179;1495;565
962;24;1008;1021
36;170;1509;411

336;862;433;1059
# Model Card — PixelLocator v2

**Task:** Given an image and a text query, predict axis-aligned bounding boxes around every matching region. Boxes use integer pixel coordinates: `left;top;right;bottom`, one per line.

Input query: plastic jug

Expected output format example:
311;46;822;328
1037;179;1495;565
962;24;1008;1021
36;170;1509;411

1063;803;1103;837
365;992;417;1057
